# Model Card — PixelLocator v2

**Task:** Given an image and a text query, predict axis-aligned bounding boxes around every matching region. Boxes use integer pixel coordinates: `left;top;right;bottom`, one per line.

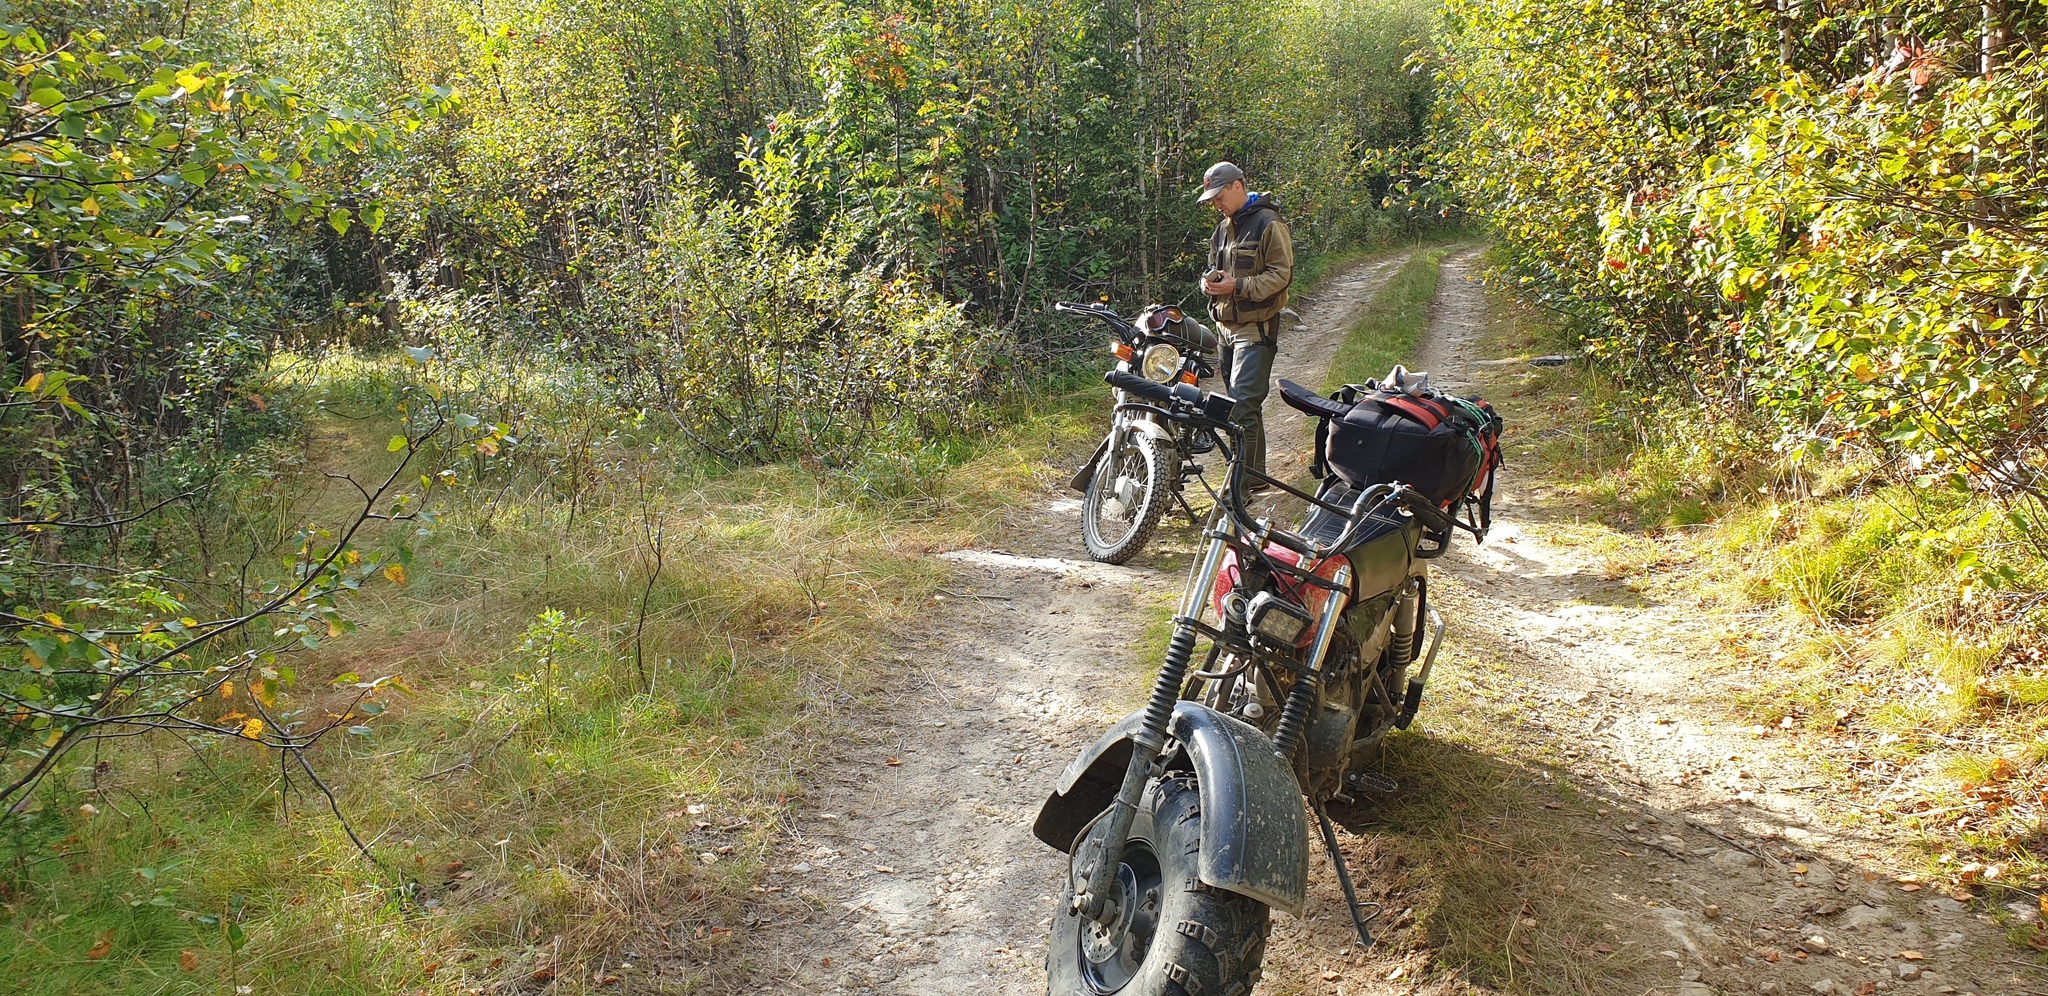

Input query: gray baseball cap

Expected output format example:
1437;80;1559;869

1196;161;1244;202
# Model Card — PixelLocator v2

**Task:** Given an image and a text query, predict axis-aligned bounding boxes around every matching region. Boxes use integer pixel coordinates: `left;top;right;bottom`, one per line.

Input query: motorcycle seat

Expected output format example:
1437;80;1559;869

1299;481;1409;549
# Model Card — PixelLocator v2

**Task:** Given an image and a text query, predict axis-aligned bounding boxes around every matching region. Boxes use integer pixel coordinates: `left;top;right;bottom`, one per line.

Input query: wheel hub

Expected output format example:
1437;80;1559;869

1114;474;1141;515
1076;846;1163;992
1080;864;1138;965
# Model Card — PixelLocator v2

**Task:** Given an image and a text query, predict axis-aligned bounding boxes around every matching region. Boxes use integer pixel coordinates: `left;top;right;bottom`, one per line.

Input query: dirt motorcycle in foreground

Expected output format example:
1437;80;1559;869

1057;301;1221;564
1035;367;1502;995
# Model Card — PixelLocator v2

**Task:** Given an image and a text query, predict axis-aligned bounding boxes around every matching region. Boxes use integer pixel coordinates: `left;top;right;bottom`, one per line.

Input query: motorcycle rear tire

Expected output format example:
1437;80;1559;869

1082;433;1170;565
1047;775;1270;996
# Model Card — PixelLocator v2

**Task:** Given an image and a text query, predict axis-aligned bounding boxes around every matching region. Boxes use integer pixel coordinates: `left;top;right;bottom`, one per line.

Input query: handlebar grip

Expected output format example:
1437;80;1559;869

1106;369;1176;405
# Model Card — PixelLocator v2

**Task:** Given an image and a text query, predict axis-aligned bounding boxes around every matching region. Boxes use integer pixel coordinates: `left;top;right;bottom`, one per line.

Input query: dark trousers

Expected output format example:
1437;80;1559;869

1226;340;1276;477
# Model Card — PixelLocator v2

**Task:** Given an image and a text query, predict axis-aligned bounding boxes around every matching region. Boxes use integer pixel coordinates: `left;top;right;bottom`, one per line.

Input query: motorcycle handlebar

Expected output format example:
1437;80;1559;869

1391;486;1455;534
1105;369;1176;404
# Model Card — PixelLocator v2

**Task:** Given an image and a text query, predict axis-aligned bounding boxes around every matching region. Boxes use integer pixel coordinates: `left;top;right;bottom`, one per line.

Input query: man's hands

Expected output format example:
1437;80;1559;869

1203;272;1238;297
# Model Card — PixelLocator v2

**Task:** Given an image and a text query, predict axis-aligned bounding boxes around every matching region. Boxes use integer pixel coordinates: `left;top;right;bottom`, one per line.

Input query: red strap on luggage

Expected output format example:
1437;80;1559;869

1380;394;1445;429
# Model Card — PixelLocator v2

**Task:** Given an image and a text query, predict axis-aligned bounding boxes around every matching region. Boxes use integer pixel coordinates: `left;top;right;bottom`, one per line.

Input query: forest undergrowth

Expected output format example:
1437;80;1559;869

0;348;1099;995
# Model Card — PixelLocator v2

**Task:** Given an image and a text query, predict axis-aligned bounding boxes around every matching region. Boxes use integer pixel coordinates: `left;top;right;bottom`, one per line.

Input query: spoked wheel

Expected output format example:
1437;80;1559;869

1082;432;1170;564
1048;776;1270;996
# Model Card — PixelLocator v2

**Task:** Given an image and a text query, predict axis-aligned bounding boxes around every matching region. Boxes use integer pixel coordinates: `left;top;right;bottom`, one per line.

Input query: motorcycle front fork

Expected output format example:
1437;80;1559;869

1071;531;1227;923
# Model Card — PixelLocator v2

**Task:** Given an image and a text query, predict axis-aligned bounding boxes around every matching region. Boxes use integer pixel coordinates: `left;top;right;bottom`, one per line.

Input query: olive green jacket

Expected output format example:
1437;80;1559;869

1206;193;1293;343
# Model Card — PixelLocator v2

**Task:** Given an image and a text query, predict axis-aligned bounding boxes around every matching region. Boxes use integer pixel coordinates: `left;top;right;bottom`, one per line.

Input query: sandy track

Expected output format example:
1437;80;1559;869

725;247;2042;996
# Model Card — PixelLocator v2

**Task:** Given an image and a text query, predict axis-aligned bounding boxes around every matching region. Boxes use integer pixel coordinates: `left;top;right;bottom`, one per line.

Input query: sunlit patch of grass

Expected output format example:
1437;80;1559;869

0;347;1108;994
1333;648;1642;995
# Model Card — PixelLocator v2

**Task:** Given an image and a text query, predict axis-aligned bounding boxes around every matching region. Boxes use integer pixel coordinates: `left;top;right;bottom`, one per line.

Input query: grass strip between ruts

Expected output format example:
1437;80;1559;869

1322;245;1460;392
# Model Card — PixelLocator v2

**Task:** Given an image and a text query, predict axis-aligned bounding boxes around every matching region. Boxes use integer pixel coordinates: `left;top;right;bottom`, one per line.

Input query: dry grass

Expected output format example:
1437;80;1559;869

0;355;1102;994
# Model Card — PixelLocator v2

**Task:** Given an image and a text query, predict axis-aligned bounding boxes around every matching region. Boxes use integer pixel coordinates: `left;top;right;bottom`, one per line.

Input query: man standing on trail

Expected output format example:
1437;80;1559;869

1197;161;1293;483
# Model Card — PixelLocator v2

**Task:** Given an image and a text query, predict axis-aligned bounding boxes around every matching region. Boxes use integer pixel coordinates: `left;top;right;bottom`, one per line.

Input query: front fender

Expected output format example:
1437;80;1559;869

1032;702;1309;916
1068;436;1111;492
1067;419;1177;492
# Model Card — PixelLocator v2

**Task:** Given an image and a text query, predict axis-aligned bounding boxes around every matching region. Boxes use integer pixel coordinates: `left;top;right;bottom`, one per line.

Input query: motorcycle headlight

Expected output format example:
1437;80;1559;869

1247;591;1313;647
1140;344;1183;383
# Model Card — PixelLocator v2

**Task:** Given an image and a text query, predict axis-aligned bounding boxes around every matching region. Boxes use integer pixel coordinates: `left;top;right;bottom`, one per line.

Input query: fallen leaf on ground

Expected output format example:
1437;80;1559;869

885;758;901;766
1593;943;1614;954
1321;970;1343;981
85;931;113;960
1898;951;1923;960
875;865;897;873
179;950;198;971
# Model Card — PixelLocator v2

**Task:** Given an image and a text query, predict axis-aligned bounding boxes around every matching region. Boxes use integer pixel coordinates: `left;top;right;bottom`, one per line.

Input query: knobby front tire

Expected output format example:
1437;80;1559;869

1082;432;1170;565
1047;775;1271;996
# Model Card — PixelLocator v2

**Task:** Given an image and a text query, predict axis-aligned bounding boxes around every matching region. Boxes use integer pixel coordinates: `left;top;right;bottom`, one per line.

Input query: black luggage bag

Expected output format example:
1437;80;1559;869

1277;376;1503;527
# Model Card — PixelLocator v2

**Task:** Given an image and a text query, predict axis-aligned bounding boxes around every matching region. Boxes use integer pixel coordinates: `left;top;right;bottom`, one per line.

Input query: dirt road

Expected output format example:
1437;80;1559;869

728;248;2044;995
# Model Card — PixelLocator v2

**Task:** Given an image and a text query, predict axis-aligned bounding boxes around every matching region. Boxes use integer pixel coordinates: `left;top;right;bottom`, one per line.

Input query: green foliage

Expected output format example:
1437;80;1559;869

0;343;508;828
511;608;584;730
0;16;452;507
1438;0;2048;584
586;158;985;463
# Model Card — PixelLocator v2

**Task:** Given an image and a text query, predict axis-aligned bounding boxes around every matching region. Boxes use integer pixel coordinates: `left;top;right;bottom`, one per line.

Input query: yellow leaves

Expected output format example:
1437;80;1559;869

219;681;234;700
80;196;99;216
344;549;362;566
383;564;407;585
238;718;264;740
474;437;499;457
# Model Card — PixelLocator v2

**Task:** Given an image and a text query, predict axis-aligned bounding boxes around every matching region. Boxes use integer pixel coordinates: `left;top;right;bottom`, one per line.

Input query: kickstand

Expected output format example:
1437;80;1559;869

1315;805;1380;948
